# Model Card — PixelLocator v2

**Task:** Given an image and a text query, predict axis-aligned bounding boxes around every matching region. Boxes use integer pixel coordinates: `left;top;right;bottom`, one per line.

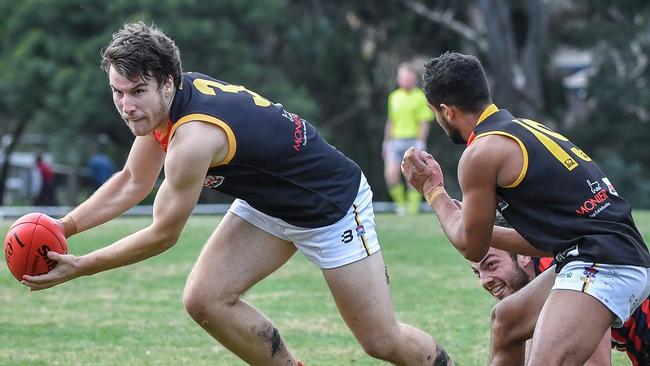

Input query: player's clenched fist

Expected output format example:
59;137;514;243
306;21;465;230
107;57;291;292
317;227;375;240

401;147;444;196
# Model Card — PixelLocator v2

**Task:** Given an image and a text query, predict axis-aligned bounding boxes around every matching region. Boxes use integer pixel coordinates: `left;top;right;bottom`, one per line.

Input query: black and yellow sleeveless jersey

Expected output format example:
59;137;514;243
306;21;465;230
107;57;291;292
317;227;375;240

471;104;650;268
154;72;361;228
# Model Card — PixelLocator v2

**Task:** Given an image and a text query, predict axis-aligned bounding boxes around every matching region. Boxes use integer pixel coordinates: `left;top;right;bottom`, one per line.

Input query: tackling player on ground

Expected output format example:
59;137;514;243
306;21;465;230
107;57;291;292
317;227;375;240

471;215;650;365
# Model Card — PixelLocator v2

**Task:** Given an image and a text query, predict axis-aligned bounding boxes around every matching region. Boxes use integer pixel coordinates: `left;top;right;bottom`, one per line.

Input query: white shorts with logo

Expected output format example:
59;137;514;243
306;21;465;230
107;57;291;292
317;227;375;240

552;260;650;327
228;174;380;269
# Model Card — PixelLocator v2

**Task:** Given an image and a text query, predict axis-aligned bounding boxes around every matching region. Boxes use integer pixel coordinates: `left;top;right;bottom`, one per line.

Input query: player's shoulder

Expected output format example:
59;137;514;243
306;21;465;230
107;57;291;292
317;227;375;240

471;132;522;157
461;134;520;173
466;133;517;156
182;71;210;82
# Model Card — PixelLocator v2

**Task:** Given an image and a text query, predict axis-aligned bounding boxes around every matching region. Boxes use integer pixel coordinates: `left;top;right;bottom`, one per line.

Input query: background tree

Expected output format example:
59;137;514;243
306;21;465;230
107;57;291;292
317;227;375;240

1;0;648;206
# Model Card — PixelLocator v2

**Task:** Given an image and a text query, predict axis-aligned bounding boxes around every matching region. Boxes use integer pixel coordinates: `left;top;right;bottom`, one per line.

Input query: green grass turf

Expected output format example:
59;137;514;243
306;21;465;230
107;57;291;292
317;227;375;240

2;211;646;365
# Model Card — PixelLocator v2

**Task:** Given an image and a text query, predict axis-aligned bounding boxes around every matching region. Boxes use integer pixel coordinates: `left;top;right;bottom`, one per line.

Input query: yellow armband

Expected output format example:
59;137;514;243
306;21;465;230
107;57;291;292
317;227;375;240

424;186;445;206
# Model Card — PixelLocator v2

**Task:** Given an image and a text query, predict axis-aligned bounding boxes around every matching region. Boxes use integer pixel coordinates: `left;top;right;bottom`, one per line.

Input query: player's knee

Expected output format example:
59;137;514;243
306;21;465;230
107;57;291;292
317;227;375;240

183;284;238;325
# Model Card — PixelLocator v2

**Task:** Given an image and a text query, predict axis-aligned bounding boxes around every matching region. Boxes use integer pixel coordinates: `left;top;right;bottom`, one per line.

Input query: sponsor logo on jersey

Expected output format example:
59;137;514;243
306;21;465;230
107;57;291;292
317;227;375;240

496;195;509;211
555;244;579;263
564;158;577;170
282;110;308;152
204;175;225;189
587;179;601;194
292;115;307;152
576;179;611;217
602;177;618;196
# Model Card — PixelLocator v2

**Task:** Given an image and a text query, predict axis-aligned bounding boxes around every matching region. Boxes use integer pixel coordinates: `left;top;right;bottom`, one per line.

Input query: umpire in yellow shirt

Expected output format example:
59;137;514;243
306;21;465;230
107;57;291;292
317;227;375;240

382;62;434;215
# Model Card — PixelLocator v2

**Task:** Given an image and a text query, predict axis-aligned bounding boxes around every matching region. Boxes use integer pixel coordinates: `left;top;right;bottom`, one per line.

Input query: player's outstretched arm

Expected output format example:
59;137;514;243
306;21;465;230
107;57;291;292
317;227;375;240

61;135;166;236
491;226;552;257
22;122;227;290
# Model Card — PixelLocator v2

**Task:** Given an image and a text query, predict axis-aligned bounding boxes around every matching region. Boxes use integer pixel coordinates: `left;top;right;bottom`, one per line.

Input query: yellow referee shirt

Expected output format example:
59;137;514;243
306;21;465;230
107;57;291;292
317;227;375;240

387;88;434;139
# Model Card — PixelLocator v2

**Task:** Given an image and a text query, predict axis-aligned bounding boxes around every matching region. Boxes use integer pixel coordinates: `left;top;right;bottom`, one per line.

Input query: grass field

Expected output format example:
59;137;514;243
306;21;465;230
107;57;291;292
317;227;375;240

2;211;646;366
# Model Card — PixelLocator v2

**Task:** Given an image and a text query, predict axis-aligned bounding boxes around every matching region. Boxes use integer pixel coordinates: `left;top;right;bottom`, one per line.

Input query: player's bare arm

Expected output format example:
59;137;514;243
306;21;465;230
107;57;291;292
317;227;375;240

439;139;501;261
490;226;551;257
22;122;228;290
61;135;165;236
401;145;495;260
403;136;548;260
474;135;551;257
457;136;550;259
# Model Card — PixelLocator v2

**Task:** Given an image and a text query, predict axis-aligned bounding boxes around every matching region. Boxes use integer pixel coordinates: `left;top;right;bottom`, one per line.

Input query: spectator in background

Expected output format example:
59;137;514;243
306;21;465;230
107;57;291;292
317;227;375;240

89;144;116;191
383;62;434;215
33;153;57;206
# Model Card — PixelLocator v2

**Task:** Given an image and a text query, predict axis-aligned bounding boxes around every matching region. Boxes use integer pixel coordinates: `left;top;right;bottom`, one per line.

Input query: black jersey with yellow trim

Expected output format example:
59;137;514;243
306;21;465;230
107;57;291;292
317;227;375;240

472;106;650;268
161;72;361;228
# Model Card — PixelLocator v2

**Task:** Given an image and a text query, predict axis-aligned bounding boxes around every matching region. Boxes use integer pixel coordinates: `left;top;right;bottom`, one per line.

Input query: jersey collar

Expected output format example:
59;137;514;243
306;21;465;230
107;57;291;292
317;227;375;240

152;120;174;151
467;104;499;147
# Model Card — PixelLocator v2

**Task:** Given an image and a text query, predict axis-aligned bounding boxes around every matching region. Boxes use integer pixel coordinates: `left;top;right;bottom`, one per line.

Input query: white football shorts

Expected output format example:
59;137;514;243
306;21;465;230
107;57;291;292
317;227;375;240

552;260;650;327
228;173;380;269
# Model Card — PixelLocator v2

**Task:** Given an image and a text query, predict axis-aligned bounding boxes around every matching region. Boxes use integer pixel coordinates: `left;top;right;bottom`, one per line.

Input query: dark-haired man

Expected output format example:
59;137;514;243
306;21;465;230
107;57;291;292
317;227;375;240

472;245;650;366
21;22;453;366
470;246;615;365
401;51;650;365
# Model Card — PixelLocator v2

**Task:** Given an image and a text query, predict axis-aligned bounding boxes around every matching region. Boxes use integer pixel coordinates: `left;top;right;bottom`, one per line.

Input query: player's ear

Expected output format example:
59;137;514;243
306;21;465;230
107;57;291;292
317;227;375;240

517;255;532;267
163;75;174;95
440;103;453;120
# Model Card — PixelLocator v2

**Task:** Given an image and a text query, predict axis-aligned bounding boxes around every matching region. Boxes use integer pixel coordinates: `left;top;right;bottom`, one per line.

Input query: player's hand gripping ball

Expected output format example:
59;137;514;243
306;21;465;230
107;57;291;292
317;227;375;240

4;213;68;282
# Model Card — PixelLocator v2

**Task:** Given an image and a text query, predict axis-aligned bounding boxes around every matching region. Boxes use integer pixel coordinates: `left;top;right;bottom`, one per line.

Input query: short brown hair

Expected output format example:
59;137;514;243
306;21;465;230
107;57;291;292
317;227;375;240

101;22;182;88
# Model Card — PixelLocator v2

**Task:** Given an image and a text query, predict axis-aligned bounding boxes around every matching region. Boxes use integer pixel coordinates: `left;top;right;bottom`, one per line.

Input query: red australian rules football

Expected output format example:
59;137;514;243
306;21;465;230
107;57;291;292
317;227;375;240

4;213;68;282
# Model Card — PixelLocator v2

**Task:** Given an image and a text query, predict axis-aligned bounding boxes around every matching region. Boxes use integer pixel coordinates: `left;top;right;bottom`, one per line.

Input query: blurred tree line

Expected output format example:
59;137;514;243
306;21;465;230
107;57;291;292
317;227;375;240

0;0;649;206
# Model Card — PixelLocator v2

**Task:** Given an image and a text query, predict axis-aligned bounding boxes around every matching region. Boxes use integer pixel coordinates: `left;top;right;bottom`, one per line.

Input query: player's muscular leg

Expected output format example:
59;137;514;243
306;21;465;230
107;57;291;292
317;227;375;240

183;213;299;365
527;290;614;366
490;266;556;366
322;251;453;366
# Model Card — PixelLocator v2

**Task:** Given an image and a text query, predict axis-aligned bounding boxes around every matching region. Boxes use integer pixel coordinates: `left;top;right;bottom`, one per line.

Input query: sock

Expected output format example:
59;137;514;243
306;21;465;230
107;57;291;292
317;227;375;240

388;184;406;210
407;189;422;215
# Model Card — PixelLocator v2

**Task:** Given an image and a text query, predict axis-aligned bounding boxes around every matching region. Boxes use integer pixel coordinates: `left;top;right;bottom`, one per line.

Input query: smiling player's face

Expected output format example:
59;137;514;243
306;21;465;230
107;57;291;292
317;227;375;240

470;248;530;300
109;66;171;136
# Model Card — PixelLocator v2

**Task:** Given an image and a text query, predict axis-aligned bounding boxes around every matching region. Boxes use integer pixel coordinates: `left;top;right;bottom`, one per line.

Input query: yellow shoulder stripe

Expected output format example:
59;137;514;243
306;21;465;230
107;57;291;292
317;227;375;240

169;113;237;167
473;131;528;188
